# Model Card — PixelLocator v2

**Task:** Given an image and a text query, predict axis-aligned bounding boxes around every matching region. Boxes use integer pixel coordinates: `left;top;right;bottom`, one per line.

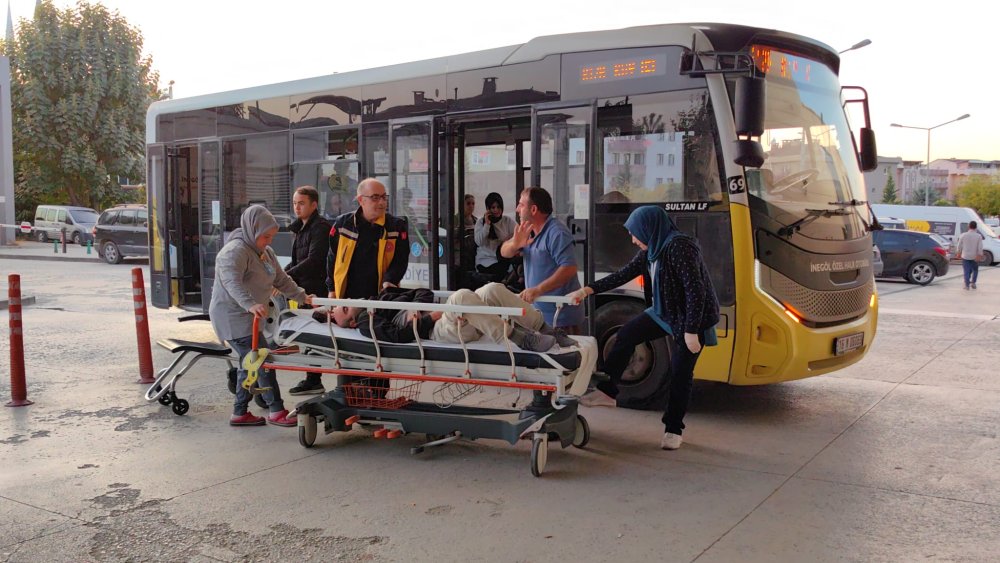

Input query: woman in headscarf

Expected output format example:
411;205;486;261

210;205;312;427
569;206;719;450
473;192;517;280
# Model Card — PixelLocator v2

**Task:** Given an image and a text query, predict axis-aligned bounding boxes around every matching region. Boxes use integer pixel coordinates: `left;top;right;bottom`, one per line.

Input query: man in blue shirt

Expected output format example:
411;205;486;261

501;187;584;329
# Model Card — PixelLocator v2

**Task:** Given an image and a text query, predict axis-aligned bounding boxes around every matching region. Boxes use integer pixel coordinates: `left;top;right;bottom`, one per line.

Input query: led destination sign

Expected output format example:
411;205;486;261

578;53;666;85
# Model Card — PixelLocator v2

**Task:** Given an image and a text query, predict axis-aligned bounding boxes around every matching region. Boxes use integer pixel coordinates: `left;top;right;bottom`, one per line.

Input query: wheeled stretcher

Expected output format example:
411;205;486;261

268;292;597;476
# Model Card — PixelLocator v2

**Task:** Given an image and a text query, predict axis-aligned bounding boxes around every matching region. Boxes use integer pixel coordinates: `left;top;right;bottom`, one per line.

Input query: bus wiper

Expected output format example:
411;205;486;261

778;208;850;237
828;199;882;232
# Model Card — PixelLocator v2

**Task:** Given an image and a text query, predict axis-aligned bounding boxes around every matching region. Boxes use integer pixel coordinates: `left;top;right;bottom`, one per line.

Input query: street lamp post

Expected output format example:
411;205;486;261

890;114;971;205
838;39;872;54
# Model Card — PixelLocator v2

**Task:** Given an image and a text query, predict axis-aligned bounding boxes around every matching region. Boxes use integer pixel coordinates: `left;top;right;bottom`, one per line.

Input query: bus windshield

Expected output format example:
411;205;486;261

744;46;868;241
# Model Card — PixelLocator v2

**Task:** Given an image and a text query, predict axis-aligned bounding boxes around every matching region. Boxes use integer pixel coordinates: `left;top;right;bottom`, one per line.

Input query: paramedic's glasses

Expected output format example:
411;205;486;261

361;194;389;202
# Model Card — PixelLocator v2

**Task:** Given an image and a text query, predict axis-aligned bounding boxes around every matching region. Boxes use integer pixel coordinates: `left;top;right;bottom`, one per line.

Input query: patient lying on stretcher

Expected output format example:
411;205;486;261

315;283;576;353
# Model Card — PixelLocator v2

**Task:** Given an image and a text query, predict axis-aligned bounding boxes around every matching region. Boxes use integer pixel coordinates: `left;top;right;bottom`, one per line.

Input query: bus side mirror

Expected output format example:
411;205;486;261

859;127;877;171
734;75;766;168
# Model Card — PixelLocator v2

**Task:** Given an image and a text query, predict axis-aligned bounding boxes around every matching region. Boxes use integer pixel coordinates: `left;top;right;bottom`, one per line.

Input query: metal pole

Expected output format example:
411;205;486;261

6;274;33;407
132;267;155;383
925;129;931;206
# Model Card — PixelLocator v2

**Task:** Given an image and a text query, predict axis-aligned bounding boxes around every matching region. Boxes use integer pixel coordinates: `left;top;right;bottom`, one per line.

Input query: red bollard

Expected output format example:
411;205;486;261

132;267;155;383
6;274;33;407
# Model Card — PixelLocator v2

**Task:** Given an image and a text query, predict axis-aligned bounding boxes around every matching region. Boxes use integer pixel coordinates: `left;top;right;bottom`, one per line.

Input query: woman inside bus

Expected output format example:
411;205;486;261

474;192;517;282
209;205;313;427
568;206;719;450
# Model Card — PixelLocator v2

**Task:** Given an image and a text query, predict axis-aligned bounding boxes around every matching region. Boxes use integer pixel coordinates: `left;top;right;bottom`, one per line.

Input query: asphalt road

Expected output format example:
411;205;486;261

1;256;997;562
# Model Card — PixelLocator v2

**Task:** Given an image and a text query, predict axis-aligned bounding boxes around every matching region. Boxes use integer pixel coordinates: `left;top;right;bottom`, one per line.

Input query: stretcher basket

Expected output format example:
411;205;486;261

342;378;422;409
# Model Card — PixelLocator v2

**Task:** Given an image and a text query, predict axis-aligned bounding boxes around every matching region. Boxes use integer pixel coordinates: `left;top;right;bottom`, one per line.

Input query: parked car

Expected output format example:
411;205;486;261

92;204;149;264
872;244;883;277
871;204;998;265
33;205;98;245
872;229;949;285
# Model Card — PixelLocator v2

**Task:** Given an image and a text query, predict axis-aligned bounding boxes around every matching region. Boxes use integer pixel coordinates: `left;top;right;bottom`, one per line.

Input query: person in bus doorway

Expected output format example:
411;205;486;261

475;192;517;282
568;206;719;450
956;220;984;290
210;205;312;427
500;187;583;335
281;186;331;395
288;178;410;395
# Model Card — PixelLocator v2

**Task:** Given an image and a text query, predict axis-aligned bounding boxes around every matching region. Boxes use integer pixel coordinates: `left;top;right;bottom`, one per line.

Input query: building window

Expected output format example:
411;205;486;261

634;153;643;165
656;177;663;185
657;153;664;165
624;153;631;164
576;150;585;163
668;154;675;166
612;152;619;165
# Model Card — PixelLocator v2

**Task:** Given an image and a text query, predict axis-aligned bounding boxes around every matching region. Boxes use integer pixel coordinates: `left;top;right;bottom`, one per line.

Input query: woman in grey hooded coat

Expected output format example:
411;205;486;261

210;205;311;427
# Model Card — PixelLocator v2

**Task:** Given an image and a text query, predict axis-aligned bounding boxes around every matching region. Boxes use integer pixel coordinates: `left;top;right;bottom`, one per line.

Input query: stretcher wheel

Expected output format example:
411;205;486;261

572;415;590;448
530;434;548;477
157;390;172;406
171;398;189;416
298;414;317;448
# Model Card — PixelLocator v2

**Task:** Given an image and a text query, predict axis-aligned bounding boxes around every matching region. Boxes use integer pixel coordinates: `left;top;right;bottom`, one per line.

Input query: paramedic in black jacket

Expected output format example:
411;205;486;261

569;206;719;451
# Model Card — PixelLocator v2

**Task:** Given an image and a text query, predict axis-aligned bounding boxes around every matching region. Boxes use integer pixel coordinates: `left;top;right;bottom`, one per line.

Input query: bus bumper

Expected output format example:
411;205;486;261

728;293;879;385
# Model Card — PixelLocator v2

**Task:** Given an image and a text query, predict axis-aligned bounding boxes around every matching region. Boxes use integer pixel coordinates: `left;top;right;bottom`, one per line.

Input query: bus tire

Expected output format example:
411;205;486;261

594;299;671;411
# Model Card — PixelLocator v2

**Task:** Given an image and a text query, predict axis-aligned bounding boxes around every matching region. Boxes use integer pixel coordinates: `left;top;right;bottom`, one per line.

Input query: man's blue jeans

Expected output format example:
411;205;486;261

962;259;979;287
229;333;284;416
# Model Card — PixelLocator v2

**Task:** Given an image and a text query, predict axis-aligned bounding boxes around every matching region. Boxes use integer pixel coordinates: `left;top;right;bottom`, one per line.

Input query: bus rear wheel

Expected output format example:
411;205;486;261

594;300;671;410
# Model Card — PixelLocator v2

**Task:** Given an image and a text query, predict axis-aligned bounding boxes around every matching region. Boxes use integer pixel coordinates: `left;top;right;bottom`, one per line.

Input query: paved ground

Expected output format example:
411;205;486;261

1;247;998;562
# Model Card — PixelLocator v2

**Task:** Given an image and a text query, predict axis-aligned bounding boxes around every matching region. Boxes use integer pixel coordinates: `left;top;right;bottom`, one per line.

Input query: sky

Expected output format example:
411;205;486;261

8;0;998;163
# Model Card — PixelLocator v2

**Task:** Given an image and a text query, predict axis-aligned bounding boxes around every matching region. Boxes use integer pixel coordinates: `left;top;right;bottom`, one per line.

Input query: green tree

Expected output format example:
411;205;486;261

955;175;1000;216
881;175;899;203
908;185;936;206
3;1;161;211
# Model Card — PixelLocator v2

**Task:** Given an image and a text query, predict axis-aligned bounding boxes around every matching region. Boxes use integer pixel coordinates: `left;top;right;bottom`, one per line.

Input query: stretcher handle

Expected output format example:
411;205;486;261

313;297;524;318
252;316;259;350
429;290;577;305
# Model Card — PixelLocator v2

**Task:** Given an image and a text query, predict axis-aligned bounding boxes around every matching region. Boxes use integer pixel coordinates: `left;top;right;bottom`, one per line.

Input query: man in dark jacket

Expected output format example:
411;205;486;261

286;186;332;296
286;185;332;395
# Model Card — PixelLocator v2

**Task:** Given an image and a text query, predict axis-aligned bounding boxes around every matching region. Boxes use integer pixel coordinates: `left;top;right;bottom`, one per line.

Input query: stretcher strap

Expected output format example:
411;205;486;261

501;315;516;381
412;314;427;375
552;302;564;330
456;314;471;377
325;313;341;368
368;308;383;371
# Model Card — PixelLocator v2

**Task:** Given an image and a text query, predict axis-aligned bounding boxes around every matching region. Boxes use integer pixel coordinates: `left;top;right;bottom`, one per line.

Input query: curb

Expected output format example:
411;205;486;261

0;295;36;310
0;253;103;263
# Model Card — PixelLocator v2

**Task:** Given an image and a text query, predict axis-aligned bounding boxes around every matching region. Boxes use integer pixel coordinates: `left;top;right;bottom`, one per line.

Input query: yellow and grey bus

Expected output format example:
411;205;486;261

145;22;879;407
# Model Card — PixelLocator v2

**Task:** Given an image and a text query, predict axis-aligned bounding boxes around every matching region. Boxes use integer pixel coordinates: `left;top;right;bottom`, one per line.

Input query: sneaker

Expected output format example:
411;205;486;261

510;325;556;352
539;324;577;348
288;379;325;395
971;283;977;289
230;412;265;426
660;432;683;450
267;409;297;427
964;285;970;290
580;389;617;408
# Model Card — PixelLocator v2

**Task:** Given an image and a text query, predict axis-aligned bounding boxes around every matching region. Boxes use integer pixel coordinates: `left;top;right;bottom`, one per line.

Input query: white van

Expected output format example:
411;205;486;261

871;204;999;265
33;205;99;245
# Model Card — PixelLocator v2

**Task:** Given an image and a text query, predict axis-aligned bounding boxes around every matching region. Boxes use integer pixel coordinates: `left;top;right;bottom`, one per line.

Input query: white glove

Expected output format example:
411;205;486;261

684;332;702;354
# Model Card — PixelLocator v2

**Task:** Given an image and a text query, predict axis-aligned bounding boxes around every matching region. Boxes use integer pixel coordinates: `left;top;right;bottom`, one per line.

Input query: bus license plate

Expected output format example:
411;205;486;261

834;332;864;356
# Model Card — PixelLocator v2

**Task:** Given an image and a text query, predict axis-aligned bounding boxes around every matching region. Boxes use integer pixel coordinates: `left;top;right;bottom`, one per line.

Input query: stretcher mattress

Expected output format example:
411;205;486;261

276;315;583;371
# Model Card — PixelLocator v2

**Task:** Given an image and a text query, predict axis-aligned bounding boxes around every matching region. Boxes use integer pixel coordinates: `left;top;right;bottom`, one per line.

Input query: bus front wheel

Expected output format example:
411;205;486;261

594;300;671;410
